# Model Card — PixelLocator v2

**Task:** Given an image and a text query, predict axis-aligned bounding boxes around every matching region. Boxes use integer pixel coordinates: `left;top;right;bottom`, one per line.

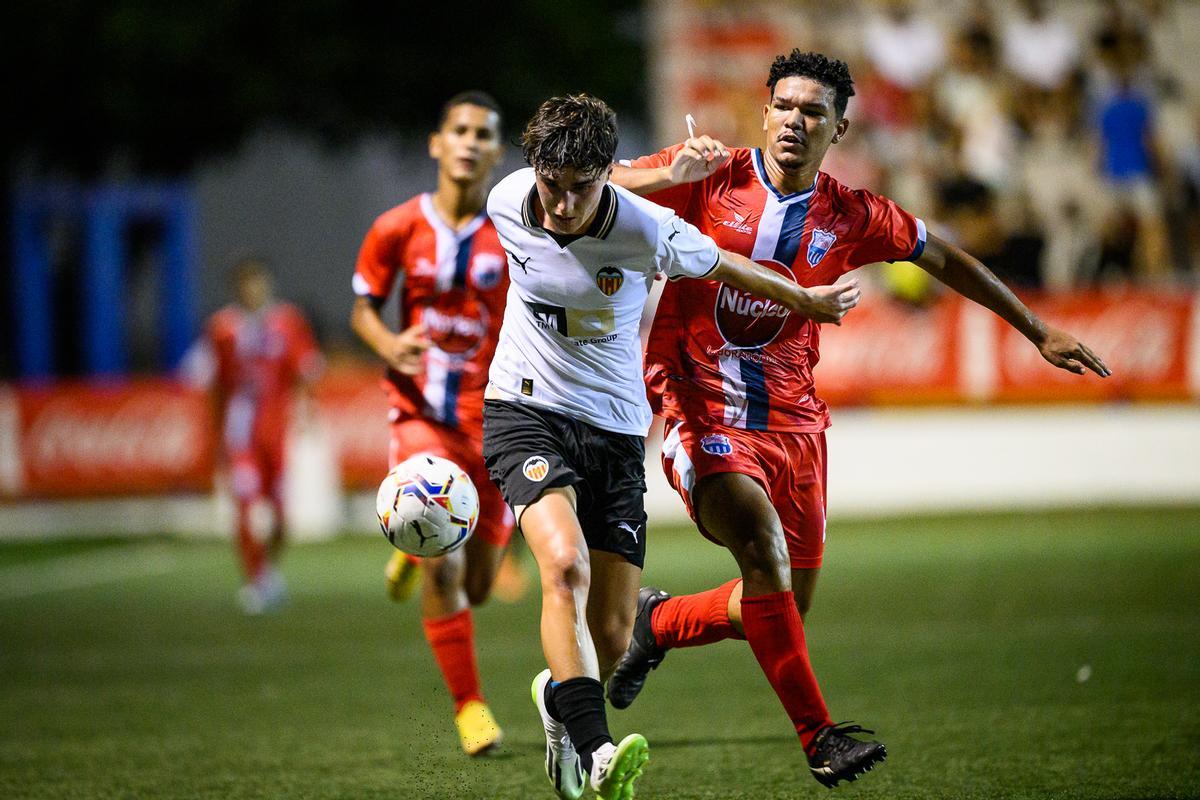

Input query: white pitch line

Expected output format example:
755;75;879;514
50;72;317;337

0;546;178;600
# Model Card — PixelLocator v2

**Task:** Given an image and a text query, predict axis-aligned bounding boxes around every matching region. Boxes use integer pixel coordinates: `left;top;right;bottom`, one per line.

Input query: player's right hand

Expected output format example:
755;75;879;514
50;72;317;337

387;323;431;375
794;279;862;325
669;136;731;184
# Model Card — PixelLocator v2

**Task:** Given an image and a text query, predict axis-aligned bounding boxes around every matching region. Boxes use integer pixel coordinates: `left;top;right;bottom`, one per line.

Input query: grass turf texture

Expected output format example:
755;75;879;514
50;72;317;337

1;507;1198;800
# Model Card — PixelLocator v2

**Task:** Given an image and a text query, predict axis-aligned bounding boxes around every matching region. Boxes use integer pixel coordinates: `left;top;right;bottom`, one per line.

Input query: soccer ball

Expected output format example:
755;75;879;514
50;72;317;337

376;454;479;557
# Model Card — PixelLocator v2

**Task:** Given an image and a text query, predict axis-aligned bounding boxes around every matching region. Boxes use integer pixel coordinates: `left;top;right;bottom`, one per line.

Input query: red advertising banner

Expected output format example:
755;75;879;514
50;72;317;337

312;364;390;490
993;290;1195;402
815;296;963;405
3;379;215;498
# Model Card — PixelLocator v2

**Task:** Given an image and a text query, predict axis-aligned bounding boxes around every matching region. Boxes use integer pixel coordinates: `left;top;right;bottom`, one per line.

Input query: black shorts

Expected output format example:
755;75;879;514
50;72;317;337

482;399;647;569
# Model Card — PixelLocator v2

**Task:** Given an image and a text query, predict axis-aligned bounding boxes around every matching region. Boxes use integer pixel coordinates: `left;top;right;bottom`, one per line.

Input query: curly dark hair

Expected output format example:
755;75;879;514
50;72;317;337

766;50;856;118
437;90;502;130
521;94;618;180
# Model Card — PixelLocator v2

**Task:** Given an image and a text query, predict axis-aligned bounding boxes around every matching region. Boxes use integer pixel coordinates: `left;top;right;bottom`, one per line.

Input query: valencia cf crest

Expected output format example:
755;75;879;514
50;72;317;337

807;228;837;267
595;267;623;296
522;456;549;482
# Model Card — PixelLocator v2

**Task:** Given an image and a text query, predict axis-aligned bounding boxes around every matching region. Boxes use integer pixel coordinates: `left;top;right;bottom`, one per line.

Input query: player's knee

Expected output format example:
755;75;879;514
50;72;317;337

539;544;590;596
426;554;465;598
730;527;789;587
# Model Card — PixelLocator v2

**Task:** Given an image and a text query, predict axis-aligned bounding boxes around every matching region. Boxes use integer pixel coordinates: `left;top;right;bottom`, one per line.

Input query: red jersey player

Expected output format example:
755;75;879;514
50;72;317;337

350;91;516;757
606;51;1110;787
183;257;322;614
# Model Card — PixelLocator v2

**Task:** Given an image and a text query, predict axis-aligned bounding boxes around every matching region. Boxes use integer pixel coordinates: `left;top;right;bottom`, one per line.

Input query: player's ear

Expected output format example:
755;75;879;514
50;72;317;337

831;116;850;144
762;104;770;132
428;131;442;160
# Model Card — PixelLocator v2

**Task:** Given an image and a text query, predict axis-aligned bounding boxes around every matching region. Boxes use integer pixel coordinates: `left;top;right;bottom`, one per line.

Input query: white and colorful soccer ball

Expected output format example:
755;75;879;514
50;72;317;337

375;454;479;557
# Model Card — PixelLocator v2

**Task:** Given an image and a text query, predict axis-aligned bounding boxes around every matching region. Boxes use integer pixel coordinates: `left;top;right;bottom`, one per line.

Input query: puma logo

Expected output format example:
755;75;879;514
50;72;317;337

616;521;642;543
507;250;532;274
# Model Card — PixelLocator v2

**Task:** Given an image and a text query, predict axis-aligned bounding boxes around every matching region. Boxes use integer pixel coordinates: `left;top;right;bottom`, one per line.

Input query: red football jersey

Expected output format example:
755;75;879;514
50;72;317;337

353;193;508;436
634;145;926;432
195;302;322;451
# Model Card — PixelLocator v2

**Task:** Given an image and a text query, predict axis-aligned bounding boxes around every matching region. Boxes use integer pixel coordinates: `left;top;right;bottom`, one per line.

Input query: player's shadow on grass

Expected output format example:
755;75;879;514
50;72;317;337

647;734;786;750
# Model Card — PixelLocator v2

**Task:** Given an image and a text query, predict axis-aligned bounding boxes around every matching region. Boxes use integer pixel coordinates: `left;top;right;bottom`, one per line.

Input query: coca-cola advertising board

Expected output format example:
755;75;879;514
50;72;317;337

2;380;215;498
992;290;1196;402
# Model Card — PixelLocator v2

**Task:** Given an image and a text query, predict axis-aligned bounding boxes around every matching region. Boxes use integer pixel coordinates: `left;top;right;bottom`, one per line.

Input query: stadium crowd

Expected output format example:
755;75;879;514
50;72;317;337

796;0;1200;294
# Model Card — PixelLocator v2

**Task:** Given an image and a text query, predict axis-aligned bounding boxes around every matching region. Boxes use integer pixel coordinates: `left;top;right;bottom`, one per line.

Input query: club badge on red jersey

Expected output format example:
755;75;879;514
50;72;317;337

471;253;505;289
807;228;837;267
700;433;734;456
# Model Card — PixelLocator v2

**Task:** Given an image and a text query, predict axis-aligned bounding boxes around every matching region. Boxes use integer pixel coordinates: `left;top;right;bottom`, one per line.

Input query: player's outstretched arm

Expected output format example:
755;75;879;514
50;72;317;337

612;136;732;197
915;233;1111;377
350;296;430;376
707;248;861;325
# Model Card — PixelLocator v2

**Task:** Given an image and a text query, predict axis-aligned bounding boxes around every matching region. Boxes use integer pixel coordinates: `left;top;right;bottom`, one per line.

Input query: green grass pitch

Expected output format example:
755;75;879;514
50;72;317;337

1;507;1198;799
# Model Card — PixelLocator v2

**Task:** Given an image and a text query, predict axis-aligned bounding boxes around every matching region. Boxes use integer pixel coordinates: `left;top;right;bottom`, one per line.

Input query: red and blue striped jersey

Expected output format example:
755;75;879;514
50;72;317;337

634;145;926;432
353;193;509;436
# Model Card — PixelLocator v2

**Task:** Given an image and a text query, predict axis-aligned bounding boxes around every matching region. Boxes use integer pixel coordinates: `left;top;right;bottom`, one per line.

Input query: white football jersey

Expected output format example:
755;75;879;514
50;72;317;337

486;167;720;436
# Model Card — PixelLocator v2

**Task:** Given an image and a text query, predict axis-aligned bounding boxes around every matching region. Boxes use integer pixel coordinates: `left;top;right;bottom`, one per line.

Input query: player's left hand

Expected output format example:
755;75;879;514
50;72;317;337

669;136;731;184
1037;328;1111;377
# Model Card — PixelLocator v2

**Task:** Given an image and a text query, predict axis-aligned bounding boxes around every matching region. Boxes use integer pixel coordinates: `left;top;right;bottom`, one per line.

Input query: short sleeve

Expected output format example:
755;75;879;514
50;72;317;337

654;211;720;281
353;215;403;299
848;189;927;266
625;143;696;217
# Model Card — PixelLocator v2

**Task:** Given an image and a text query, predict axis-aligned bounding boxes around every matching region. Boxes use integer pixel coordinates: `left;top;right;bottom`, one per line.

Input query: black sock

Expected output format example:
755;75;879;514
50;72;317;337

549;676;612;773
544;678;561;720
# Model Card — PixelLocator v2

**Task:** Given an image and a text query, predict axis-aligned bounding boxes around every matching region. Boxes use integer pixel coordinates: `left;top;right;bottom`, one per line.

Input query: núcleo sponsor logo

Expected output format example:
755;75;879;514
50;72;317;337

714;258;795;348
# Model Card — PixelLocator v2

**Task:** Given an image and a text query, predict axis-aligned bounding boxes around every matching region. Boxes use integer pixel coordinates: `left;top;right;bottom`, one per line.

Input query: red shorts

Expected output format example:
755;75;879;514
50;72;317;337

660;419;828;569
389;414;514;548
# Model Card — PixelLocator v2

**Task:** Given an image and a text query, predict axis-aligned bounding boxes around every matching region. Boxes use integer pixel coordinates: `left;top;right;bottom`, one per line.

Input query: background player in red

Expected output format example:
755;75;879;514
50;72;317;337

350;91;518;757
182;256;323;615
607;51;1110;787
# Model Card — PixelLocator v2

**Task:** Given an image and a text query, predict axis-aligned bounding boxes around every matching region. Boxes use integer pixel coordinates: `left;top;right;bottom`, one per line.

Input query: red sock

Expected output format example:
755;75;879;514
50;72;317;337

235;499;265;580
650;579;745;649
422;609;483;713
740;591;833;750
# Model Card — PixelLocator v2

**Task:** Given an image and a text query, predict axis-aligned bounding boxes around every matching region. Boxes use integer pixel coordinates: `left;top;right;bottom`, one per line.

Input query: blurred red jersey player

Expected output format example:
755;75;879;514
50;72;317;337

609;50;1109;788
350;91;518;757
182;256;322;614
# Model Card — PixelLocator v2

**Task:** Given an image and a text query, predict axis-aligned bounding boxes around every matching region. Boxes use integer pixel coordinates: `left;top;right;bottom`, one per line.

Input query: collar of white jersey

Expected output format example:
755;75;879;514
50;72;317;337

521;183;619;241
752;149;818;204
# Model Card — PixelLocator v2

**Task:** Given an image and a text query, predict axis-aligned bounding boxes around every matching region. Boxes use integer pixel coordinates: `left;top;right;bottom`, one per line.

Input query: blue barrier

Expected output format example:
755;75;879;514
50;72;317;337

12;183;198;378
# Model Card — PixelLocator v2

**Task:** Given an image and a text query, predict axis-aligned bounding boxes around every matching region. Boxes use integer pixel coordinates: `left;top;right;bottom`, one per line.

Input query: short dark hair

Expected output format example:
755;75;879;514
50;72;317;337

230;254;271;284
767;50;856;119
437;90;502;129
521;94;618;180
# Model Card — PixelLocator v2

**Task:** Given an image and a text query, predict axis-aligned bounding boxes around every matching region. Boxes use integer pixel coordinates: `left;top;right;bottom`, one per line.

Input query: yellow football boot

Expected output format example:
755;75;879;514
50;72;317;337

454;699;503;757
384;551;421;602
